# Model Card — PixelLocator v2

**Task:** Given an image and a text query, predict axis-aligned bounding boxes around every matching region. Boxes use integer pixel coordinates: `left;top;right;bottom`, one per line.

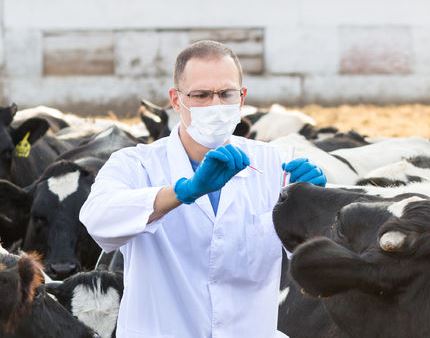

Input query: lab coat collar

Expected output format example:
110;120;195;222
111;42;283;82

166;124;251;222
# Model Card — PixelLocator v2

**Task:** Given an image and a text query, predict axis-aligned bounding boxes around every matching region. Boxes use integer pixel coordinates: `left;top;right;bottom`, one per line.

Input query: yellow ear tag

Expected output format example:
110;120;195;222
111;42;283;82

15;132;31;158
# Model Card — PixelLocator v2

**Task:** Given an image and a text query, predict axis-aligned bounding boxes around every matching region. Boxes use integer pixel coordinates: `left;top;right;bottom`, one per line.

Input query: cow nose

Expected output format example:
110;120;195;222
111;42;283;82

48;263;78;278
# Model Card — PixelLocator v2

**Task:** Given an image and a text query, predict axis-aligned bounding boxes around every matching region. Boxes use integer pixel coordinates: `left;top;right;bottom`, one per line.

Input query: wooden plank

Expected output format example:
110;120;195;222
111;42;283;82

43;32;114;76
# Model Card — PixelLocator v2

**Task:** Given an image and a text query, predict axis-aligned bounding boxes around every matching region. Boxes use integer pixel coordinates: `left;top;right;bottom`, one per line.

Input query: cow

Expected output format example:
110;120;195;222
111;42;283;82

0;158;104;277
0;250;100;338
271;133;360;185
245;104;369;151
272;134;430;185
46;270;123;338
0;126;140;279
16;104;150;140
0;103;76;187
330;136;430;177
356;155;430;187
312;130;369;152
58;125;140;161
273;182;430;338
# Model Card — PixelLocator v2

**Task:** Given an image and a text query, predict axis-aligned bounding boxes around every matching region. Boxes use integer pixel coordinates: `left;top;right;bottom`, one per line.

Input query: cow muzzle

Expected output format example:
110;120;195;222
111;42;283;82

46;262;79;279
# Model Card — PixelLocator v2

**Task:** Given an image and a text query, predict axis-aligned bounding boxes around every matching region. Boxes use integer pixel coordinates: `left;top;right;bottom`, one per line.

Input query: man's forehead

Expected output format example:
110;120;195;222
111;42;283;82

179;56;241;91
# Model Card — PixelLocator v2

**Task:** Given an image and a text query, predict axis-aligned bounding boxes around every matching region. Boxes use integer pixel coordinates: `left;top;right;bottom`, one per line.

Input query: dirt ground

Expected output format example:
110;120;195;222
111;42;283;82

116;104;430;139
299;104;430;138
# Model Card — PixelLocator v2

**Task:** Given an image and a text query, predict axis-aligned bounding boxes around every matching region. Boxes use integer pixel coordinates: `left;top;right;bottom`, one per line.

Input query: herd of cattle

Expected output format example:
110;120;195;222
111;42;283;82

0;101;430;337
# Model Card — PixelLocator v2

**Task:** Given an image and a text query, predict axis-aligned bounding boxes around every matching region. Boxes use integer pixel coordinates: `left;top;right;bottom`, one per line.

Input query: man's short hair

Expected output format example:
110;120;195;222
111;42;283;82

174;40;243;87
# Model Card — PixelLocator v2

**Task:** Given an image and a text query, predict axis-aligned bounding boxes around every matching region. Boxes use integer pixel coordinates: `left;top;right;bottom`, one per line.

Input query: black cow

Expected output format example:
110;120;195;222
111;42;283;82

0;251;99;338
273;183;430;338
46;270;123;338
0;103;74;187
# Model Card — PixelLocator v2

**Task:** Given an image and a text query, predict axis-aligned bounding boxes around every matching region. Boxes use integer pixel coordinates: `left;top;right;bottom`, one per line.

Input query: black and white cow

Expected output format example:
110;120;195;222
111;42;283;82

0;103;76;187
0;250;99;338
46;270;123;338
246;104;369;151
273;182;430;338
356;155;430;187
0;158;104;278
0;126;140;279
272;134;430;185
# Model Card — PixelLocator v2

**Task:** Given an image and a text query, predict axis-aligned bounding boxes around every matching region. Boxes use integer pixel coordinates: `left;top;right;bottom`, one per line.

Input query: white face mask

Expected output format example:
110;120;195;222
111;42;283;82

178;97;241;148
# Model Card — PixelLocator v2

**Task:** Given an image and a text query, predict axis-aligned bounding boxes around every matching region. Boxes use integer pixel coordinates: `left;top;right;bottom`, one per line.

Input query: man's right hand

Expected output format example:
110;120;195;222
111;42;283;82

174;144;250;204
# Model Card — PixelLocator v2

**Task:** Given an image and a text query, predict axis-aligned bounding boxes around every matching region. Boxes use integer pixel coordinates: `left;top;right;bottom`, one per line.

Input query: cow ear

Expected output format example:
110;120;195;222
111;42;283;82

18;253;44;304
290;237;382;298
139;99;169;140
0;103;18;126
0;180;32;248
10;117;50;147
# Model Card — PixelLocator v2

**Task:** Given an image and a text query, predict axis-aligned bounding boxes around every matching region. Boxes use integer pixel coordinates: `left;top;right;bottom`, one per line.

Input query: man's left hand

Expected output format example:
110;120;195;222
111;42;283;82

282;158;327;187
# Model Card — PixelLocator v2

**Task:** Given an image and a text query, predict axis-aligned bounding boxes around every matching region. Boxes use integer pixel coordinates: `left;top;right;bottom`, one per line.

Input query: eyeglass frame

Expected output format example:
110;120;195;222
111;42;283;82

175;88;244;105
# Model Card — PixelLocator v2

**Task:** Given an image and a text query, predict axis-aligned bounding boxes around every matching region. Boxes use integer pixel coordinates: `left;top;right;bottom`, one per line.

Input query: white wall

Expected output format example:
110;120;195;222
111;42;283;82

1;0;430;114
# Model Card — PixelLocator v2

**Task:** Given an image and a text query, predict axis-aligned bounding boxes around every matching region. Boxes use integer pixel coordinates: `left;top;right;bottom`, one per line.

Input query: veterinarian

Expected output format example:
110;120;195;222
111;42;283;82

80;40;326;338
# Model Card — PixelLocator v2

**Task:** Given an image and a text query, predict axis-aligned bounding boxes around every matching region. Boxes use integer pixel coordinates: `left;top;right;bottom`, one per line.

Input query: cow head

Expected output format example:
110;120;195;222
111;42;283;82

22;158;104;279
0;180;33;248
139;99;170;141
46;270;123;338
0;104;50;182
275;183;430;337
0;252;44;333
272;183;381;252
0;158;104;279
0;251;101;338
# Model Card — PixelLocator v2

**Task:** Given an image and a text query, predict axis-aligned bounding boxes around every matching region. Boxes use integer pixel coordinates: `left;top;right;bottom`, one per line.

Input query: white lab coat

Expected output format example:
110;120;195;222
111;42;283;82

79;124;290;338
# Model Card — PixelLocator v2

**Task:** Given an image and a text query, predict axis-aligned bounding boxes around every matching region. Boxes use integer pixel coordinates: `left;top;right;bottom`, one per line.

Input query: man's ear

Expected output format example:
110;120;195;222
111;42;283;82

240;87;247;107
169;88;181;112
10;117;50;146
290;237;383;298
0;179;33;248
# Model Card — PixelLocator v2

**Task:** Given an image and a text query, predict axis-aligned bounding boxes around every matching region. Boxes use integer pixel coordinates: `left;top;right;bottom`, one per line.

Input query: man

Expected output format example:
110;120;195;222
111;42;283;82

79;40;326;338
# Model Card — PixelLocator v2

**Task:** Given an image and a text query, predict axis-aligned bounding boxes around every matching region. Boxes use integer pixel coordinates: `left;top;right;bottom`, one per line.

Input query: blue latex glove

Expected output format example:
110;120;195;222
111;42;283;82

282;158;327;187
174;144;250;204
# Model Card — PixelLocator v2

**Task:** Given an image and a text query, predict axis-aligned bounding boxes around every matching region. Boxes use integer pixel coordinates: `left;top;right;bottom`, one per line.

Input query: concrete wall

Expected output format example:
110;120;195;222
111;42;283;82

1;0;430;115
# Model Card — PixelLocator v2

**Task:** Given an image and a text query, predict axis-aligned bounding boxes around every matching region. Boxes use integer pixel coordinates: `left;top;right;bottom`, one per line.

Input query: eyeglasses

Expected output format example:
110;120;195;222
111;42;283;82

176;88;243;106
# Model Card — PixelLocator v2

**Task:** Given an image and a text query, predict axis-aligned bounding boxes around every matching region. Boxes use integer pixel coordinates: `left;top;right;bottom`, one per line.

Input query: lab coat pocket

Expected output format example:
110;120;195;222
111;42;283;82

246;210;282;282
